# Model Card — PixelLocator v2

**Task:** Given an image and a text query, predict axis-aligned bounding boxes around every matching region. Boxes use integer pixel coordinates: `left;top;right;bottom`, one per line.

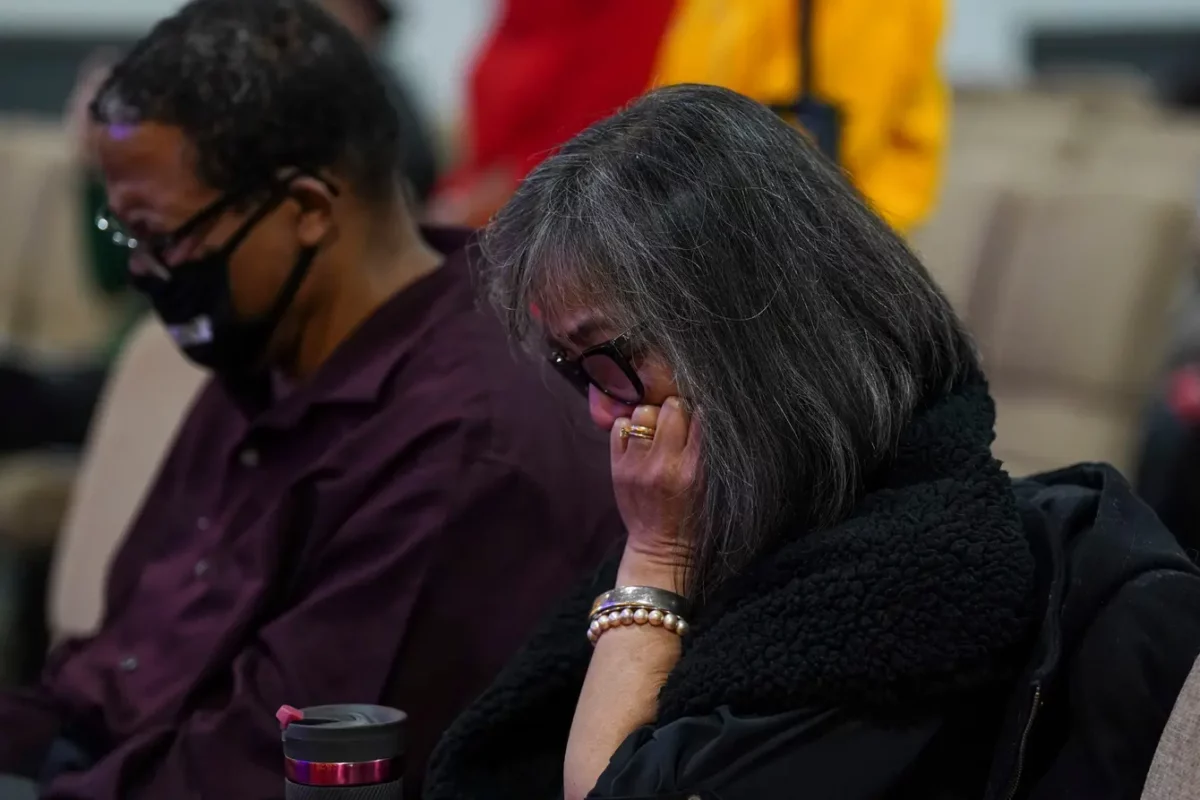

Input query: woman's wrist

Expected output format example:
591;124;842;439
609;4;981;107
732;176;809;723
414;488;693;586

615;544;686;595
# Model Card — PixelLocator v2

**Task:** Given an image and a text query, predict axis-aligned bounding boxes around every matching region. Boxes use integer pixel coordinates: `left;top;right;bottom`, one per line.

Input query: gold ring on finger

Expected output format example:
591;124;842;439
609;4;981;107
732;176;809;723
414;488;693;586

623;424;656;442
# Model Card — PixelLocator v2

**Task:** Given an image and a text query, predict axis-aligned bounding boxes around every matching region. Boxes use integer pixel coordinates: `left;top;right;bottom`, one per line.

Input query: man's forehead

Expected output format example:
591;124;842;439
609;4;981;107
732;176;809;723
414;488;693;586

105;122;138;142
96;122;207;216
98;121;191;164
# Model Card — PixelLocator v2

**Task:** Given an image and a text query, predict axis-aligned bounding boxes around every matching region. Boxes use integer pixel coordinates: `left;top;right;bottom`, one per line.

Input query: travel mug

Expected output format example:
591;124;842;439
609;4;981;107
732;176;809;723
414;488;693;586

280;704;406;799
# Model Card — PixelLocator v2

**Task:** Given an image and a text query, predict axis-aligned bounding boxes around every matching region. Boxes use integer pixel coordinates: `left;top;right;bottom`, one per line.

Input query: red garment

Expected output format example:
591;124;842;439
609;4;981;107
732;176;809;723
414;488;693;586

439;0;676;202
1169;365;1200;424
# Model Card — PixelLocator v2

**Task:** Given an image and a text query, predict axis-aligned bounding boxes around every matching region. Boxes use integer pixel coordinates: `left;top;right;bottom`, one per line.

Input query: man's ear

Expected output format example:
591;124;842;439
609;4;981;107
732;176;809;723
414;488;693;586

288;175;338;248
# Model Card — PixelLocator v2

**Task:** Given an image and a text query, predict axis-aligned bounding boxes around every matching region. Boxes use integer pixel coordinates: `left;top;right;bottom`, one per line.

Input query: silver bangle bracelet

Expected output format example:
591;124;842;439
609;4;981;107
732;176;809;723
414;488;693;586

589;586;689;621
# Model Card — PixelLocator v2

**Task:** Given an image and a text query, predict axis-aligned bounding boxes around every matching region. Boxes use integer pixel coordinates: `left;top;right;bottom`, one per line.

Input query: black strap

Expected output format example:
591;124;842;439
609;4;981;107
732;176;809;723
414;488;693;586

769;0;816;108
799;0;814;100
768;0;840;162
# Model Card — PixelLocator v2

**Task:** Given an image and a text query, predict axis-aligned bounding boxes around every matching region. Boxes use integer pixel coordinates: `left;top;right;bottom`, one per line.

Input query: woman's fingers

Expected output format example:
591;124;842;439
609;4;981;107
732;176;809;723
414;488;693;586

611;416;633;458
624;405;660;448
653;398;690;453
608;399;700;558
613;400;692;461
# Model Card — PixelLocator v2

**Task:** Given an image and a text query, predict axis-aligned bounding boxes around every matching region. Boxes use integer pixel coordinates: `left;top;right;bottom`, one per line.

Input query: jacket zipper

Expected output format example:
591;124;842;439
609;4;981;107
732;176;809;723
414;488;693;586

1004;684;1042;800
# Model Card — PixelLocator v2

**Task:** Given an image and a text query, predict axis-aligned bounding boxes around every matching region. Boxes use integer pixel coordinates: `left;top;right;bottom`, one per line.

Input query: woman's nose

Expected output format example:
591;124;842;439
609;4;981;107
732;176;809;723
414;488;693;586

589;385;636;430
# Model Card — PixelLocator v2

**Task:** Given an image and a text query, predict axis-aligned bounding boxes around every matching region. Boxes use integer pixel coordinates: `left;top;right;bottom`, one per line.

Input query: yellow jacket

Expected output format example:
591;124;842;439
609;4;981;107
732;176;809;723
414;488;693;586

650;0;948;233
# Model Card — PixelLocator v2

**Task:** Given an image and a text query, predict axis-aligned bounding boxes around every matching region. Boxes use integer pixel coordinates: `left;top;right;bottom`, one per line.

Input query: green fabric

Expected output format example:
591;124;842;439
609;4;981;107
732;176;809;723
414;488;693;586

82;175;147;362
83;175;130;295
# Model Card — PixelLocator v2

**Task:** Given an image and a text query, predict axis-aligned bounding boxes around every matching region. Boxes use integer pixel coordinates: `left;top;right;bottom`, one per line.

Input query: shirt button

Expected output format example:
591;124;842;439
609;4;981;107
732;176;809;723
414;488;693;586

193;559;210;577
119;656;139;672
196;516;210;531
239;448;259;467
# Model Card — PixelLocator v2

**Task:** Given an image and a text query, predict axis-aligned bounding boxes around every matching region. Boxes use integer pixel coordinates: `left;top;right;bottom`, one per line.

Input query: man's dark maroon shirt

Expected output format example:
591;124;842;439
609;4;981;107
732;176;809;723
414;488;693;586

0;228;621;797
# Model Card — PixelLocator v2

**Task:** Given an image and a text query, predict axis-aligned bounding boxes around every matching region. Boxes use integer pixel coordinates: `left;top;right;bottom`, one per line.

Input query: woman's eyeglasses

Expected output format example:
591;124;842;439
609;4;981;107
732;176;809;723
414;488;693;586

549;333;644;405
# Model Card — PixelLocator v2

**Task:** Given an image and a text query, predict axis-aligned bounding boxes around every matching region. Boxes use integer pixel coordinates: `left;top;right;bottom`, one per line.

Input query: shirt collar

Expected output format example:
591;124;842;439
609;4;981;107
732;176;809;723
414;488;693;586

241;226;477;431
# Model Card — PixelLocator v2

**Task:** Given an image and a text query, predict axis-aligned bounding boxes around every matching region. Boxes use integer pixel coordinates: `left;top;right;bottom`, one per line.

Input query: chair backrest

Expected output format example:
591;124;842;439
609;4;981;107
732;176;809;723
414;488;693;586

914;88;1200;476
0;117;121;361
1141;655;1200;800
0;119;59;349
47;316;207;641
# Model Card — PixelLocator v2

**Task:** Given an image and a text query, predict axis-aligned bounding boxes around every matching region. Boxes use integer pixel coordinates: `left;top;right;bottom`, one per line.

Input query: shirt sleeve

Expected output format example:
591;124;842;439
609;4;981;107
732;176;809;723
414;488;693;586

42;439;582;798
589;706;944;800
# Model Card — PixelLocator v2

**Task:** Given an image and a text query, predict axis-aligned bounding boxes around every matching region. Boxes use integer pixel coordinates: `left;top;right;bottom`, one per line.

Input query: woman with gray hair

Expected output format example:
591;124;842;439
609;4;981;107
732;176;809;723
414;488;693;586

424;85;1200;800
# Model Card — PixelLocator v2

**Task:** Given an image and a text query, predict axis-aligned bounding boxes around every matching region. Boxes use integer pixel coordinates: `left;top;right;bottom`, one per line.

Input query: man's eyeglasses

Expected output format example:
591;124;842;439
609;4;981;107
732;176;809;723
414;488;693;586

549;333;644;405
94;174;337;273
95;190;248;274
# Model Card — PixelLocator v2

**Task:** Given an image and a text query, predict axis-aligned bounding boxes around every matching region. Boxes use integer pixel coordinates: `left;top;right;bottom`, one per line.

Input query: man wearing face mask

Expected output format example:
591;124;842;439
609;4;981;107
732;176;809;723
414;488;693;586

0;0;439;459
0;1;620;798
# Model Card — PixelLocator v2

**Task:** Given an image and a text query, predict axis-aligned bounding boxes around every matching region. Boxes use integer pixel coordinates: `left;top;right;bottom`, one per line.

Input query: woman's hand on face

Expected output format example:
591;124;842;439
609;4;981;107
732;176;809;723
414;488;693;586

611;397;700;583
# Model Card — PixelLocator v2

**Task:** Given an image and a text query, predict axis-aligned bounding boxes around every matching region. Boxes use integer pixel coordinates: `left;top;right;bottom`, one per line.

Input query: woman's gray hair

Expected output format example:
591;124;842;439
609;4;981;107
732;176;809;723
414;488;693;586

483;84;976;599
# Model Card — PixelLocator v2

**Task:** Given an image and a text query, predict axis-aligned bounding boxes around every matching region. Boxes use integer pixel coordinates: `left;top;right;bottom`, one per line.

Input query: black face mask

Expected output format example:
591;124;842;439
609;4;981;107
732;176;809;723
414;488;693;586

129;191;318;378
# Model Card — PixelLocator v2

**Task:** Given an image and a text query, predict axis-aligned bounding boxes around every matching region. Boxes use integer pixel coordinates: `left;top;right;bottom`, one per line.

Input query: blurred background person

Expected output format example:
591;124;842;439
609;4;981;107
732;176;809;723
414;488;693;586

308;0;440;204
427;0;946;235
425;0;675;228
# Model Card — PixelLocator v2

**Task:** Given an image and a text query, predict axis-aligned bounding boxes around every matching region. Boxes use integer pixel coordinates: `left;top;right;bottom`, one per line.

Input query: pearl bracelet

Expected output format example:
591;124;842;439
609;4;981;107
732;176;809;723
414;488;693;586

587;605;689;645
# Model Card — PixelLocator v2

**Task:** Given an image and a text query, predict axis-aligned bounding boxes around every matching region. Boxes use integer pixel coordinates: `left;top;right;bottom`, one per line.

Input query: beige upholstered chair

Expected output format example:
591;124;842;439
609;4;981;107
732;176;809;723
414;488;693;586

0;119;129;549
914;88;1200;477
1141;655;1200;800
0;118;123;361
47;317;206;641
